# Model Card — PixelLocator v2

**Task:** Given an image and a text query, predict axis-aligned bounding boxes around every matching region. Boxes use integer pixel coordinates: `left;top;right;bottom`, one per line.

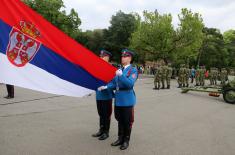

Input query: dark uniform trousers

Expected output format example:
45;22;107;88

114;106;134;142
96;100;112;134
6;84;14;98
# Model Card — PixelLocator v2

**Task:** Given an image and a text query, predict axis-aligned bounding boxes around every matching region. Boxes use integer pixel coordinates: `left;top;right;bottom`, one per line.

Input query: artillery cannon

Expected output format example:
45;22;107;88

181;76;235;104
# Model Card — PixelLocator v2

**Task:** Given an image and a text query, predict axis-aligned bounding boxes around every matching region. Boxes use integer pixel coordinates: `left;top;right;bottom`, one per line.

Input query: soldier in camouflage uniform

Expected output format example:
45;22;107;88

229;68;235;76
195;66;200;86
199;66;206;86
153;65;161;90
220;68;228;85
161;65;167;89
178;64;184;88
181;64;188;87
185;65;190;87
166;63;172;89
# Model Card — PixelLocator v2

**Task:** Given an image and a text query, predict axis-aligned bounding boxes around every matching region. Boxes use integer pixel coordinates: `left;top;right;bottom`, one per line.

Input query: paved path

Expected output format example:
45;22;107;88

0;77;235;155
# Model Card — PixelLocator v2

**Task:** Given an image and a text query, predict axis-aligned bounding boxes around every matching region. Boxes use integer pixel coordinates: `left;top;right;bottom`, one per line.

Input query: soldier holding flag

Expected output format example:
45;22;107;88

92;50;113;140
98;49;138;150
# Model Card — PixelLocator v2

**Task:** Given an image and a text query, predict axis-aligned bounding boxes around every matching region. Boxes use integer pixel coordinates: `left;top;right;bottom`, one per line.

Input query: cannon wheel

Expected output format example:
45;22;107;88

223;88;235;104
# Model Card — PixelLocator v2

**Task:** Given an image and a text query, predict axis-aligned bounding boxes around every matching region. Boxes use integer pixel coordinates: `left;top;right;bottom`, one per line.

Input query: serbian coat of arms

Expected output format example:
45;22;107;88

6;21;41;67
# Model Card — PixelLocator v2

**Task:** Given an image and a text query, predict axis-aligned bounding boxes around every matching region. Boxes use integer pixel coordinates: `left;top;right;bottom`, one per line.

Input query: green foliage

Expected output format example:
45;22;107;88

130;8;204;66
175;8;204;65
200;28;228;68
103;11;137;61
130;10;174;64
22;0;81;39
223;30;235;67
223;29;235;44
21;1;234;67
76;29;105;55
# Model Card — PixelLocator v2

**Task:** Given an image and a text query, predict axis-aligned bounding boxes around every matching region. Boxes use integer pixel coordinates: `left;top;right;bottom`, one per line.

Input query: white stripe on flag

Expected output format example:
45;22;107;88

0;53;94;97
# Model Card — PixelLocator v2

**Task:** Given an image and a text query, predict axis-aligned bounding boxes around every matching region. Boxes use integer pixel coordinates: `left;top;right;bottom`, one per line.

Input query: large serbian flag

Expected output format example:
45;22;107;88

0;0;116;97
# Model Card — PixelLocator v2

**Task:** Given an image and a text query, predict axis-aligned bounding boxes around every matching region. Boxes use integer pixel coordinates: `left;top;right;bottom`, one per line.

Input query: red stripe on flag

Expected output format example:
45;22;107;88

0;0;116;83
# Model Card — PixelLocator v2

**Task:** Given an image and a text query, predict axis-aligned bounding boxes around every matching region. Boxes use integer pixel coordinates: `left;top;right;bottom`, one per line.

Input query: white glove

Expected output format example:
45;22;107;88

116;69;123;76
97;86;107;91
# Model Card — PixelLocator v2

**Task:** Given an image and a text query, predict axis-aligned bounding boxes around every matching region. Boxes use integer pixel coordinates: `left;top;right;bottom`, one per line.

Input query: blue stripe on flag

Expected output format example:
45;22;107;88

0;19;105;90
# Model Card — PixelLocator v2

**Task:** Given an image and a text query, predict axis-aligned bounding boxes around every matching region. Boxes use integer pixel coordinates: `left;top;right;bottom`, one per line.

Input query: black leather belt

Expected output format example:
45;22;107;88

116;88;132;91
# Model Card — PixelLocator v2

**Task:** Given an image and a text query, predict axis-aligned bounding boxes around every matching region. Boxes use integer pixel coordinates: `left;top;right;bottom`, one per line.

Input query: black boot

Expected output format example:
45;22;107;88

4;95;11;99
111;136;123;146
99;132;109;140
120;126;131;150
92;129;103;137
5;85;10;99
120;136;129;150
10;86;14;98
5;85;14;99
111;123;124;146
177;84;182;88
99;120;110;140
167;85;170;89
10;85;15;98
92;123;104;137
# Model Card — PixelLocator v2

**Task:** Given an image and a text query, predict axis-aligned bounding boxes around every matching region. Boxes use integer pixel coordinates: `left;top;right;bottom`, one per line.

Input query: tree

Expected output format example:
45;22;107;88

129;10;174;64
130;8;204;66
76;29;105;55
103;11;137;61
174;8;204;66
223;29;235;67
200;28;228;68
22;0;81;39
223;29;235;44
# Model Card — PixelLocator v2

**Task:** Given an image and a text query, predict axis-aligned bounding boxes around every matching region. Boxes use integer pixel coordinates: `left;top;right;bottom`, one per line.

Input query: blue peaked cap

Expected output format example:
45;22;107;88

100;49;112;57
121;49;135;57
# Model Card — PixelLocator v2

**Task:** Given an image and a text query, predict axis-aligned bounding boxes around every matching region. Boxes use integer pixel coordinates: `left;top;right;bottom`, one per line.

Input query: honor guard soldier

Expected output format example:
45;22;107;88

5;84;14;99
98;49;138;150
92;50;113;140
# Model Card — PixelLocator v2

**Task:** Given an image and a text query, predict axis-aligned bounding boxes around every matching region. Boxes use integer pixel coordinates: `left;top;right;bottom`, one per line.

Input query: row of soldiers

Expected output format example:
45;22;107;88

178;66;235;87
153;64;172;89
154;64;235;89
178;64;193;88
195;67;235;86
209;67;235;85
194;66;207;86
